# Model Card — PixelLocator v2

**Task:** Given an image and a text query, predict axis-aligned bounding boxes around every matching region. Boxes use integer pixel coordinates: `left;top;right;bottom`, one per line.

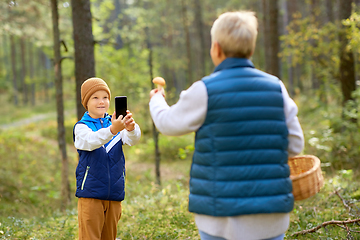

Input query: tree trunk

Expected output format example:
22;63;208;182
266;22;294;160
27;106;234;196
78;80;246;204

101;0;123;49
3;35;10;87
181;0;193;87
263;0;280;77
20;38;28;105
145;26;161;186
37;49;44;100
310;0;321;90
286;0;304;92
338;0;356;105
284;0;296;96
28;41;36;106
51;0;71;211
113;0;123;49
71;0;96;120
10;35;18;106
0;34;2;77
268;0;280;78
194;0;205;79
262;0;276;75
42;52;50;102
325;0;334;23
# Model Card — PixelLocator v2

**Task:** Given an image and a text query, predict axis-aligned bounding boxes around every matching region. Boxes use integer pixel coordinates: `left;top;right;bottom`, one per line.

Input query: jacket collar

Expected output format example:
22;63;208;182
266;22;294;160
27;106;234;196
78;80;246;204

213;58;255;73
81;112;111;124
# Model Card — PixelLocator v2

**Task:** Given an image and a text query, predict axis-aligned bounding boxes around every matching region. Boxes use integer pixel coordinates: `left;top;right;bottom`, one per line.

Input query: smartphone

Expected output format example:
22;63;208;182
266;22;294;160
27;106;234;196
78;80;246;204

115;96;127;119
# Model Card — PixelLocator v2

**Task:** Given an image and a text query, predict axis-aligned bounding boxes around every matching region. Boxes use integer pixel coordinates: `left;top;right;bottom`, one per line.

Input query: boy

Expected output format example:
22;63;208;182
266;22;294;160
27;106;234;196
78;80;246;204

149;11;304;240
73;77;141;240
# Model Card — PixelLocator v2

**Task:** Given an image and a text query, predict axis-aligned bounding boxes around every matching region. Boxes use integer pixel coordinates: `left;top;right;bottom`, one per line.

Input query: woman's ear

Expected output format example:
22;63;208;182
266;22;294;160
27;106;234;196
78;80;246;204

210;41;226;66
213;42;222;57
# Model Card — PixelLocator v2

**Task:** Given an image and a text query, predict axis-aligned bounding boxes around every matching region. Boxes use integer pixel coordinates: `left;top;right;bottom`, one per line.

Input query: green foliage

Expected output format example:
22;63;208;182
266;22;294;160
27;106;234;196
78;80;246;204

178;144;195;160
0;126;77;216
0;86;59;126
343;11;360;61
119;181;199;239
0;210;77;240
280;13;340;94
124;132;195;164
299;87;360;170
40;119;76;145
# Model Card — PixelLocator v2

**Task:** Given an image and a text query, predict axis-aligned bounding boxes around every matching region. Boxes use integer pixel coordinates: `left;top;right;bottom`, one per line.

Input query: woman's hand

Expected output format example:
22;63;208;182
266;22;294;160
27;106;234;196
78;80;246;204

149;88;165;99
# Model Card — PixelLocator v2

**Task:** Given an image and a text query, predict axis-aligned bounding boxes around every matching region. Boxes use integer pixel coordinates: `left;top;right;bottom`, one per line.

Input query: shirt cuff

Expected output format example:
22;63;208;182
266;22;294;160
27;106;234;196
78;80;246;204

108;126;116;136
125;124;139;136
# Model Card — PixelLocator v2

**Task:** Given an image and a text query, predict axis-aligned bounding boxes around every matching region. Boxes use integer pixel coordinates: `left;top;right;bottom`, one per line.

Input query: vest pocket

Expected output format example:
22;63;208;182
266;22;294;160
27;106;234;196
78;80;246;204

81;166;90;190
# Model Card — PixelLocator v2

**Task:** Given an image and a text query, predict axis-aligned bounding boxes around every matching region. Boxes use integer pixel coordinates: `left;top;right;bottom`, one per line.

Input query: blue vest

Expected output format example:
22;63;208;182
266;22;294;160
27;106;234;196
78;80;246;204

73;112;126;201
189;58;294;216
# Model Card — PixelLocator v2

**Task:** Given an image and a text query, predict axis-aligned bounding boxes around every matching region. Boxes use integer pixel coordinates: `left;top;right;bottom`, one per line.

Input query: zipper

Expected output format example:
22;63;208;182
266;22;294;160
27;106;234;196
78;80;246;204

81;166;90;190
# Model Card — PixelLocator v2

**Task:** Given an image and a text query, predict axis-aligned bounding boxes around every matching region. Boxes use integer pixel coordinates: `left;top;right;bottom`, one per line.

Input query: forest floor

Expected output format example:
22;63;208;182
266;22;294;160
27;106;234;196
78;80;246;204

1;112;360;239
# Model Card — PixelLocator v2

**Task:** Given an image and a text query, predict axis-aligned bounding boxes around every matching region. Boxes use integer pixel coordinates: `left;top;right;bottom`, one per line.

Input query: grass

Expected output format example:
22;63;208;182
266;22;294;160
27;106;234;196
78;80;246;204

288;170;360;239
2;118;360;239
1;92;360;239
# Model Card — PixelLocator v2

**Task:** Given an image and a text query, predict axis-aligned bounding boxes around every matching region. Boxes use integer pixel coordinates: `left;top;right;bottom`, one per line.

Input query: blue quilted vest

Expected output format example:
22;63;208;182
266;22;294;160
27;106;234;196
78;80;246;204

73;112;126;201
189;58;294;216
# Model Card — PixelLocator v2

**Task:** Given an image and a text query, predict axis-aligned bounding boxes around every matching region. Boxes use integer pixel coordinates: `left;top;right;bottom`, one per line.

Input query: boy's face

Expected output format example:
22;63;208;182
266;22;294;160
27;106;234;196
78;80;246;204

87;90;110;119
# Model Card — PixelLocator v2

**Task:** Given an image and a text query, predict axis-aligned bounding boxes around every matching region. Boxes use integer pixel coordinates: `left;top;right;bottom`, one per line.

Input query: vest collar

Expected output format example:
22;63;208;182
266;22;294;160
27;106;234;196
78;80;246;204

80;112;112;131
81;112;111;123
214;58;255;73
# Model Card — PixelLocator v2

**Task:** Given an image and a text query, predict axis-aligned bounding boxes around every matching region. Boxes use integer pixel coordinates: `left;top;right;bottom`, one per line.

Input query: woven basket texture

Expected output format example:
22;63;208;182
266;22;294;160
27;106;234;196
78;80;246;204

289;155;324;201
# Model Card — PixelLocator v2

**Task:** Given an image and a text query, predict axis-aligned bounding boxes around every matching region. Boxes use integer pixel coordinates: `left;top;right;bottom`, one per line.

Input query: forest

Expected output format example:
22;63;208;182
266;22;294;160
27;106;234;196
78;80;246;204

1;0;360;239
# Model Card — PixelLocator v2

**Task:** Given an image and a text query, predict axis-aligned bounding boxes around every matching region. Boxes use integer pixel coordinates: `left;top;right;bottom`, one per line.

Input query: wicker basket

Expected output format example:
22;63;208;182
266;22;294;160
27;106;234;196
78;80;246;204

289;155;324;201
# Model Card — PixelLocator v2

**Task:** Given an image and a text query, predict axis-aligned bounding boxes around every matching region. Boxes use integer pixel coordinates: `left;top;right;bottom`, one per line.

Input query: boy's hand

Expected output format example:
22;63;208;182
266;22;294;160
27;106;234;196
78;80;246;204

124;110;136;131
110;112;126;134
150;88;165;99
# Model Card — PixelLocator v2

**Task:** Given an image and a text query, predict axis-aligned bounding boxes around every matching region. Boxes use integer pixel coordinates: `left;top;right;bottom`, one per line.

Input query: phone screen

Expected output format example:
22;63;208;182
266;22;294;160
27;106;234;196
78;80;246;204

115;96;127;119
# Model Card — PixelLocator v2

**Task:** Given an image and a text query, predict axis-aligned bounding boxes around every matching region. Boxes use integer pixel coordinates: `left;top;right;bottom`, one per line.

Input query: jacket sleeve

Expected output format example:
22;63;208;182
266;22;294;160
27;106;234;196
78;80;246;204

120;123;141;146
149;81;208;136
74;123;115;151
279;81;305;157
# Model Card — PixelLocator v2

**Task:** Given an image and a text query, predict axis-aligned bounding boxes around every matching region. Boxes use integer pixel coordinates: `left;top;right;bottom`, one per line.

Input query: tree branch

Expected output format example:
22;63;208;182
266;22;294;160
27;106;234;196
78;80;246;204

94;39;119;47
60;56;73;63
336;224;360;233
334;188;360;217
291;219;360;236
334;188;352;212
60;40;68;52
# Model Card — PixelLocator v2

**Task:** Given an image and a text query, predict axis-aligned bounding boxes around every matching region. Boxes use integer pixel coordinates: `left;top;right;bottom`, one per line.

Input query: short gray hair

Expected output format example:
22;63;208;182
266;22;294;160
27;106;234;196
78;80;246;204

211;11;258;58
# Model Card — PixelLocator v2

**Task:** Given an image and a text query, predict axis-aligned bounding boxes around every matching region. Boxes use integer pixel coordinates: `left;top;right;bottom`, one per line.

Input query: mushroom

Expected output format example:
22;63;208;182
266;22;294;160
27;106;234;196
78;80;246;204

152;77;166;90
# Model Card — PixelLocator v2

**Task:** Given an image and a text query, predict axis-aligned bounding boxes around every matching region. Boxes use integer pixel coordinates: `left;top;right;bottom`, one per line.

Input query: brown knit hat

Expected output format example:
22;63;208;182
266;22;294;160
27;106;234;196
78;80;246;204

81;77;111;110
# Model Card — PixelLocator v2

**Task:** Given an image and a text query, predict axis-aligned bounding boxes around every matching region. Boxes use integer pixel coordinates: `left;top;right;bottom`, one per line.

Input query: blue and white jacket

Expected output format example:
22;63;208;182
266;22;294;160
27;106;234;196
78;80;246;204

73;112;141;201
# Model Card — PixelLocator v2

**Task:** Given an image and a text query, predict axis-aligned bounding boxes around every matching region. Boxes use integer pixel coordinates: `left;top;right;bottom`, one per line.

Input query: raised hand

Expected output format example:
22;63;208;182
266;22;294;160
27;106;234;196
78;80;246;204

110;112;126;134
124;110;135;131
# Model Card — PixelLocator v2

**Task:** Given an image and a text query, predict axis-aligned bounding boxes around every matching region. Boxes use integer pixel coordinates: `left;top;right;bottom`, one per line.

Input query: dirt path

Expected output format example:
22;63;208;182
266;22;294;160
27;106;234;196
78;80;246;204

0;109;76;130
0;112;56;130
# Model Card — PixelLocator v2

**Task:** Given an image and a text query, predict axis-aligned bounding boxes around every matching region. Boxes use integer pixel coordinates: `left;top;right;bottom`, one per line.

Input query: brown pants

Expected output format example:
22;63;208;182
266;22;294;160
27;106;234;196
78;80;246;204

78;198;122;240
